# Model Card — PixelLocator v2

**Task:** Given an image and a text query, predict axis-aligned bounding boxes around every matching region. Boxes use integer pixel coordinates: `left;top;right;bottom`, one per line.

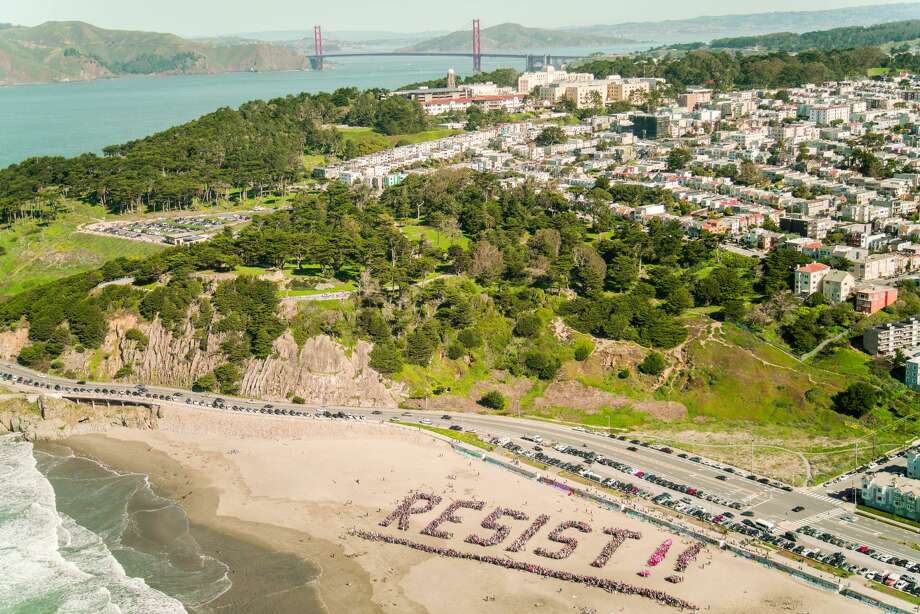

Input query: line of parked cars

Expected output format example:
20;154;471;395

611;435;795;493
551;443;746;511
797;525;920;595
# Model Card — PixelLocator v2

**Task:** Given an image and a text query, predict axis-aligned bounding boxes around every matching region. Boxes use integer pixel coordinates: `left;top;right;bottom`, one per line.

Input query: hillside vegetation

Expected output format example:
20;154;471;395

0;21;309;85
703;19;920;52
399;22;635;53
570;3;920;44
1;169;919;485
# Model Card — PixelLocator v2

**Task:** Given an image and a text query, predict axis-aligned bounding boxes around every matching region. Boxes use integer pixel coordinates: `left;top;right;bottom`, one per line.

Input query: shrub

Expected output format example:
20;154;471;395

514;314;542;338
292;396;306;405
638;352;667;376
67;301;108;348
523;350;561;380
114;365;134;379
447;343;465;360
404;322;440;366
618;367;630;379
125;328;149;350
17;344;48;368
833;383;878;418
357;308;390;342
213;363;241;395
573;338;594;361
193;373;217;392
478;390;507;410
370;341;403;374
458;328;483;349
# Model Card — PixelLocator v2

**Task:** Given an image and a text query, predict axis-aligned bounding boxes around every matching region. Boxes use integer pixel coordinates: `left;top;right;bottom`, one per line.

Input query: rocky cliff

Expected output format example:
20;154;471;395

0;396;159;441
54;314;404;408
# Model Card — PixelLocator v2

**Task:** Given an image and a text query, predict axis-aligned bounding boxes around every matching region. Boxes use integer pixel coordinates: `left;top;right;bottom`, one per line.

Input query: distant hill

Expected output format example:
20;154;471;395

568;2;920;44
398;22;636;53
704;19;920;51
0;21;310;86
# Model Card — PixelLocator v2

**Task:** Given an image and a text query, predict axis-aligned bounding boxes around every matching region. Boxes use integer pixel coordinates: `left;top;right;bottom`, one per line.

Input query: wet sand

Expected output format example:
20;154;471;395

62;436;368;614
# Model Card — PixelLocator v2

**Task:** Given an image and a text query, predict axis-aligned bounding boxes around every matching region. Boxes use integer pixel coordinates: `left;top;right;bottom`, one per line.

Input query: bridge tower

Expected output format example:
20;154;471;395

472;19;482;72
313;25;324;71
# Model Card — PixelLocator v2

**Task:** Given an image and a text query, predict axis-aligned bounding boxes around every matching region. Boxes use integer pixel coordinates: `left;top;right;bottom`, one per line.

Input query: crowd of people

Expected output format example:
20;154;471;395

466;507;529;547
675;543;704;573
379;491;442;531
505;513;551;553
534;520;594;560
351;529;698;611
648;539;674;567
422;499;485;540
591;528;643;569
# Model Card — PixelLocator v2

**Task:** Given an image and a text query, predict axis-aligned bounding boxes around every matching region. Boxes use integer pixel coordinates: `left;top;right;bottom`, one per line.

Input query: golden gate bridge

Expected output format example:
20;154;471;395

310;20;587;73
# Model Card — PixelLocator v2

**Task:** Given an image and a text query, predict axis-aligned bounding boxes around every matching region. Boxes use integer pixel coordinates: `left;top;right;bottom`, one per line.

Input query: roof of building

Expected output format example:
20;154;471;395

856;285;898;295
824;270;854;284
797;262;830;273
864;474;920;497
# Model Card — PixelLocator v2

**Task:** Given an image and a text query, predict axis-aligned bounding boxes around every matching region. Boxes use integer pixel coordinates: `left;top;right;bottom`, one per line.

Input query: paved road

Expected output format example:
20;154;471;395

2;361;918;581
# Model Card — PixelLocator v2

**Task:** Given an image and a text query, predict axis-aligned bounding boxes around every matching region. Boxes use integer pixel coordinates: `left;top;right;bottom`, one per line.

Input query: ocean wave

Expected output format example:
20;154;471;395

0;435;188;614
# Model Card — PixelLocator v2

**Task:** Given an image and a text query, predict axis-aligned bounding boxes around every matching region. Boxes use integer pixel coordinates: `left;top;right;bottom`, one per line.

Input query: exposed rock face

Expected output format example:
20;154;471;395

0;326;29;361
0;396;159;441
60;315;404;408
240;333;403;408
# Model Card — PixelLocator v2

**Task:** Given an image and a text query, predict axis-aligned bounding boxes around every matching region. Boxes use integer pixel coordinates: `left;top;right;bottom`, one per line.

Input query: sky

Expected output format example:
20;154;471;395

1;0;913;36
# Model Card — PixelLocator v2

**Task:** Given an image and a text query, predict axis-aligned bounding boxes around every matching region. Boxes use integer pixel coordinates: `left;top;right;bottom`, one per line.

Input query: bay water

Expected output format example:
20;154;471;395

0;47;648;167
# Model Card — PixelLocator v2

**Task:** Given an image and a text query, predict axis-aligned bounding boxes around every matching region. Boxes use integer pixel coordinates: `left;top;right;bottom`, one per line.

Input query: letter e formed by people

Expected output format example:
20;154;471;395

422;500;485;539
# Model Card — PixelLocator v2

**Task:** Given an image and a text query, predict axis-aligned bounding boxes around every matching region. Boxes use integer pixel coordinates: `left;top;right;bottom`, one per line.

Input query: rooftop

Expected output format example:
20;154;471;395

797;262;830;273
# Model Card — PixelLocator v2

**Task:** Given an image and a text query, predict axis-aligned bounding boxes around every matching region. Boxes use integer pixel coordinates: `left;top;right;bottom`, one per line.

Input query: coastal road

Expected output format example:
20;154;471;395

2;361;918;579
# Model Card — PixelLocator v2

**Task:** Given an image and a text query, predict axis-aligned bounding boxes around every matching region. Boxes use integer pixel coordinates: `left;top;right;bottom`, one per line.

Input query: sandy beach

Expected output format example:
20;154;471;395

63;406;868;614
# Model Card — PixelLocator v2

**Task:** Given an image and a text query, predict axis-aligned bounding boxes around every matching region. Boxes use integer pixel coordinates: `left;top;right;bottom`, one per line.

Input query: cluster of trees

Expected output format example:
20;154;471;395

577;47;890;91
0;169;722;390
0;87;429;220
343;92;429;135
400;68;521;91
708;20;920;53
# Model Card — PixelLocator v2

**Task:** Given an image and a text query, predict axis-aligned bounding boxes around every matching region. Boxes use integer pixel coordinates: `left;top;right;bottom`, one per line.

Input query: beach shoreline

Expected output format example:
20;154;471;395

61;433;375;614
58;407;869;614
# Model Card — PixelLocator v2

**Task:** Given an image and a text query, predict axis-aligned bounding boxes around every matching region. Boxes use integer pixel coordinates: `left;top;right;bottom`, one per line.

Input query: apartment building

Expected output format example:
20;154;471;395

794;262;830;297
853;253;903;281
678;87;712;110
517;67;593;94
631;113;671;140
607;79;652;103
863;317;920;356
808;104;851;125
861;475;920;522
822;270;855;303
908;450;920;478
780;216;833;240
855;285;899;315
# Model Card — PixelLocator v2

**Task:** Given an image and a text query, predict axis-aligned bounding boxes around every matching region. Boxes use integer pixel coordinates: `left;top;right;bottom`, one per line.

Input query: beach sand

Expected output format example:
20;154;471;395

64;406;868;614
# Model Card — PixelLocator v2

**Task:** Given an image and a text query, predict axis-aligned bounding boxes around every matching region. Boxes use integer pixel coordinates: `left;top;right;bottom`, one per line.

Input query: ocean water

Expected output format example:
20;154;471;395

0;434;230;613
0;47;648;167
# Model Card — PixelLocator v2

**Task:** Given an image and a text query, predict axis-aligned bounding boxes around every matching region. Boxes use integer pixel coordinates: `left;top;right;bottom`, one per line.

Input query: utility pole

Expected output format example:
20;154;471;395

853;441;859;506
751;438;755;475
